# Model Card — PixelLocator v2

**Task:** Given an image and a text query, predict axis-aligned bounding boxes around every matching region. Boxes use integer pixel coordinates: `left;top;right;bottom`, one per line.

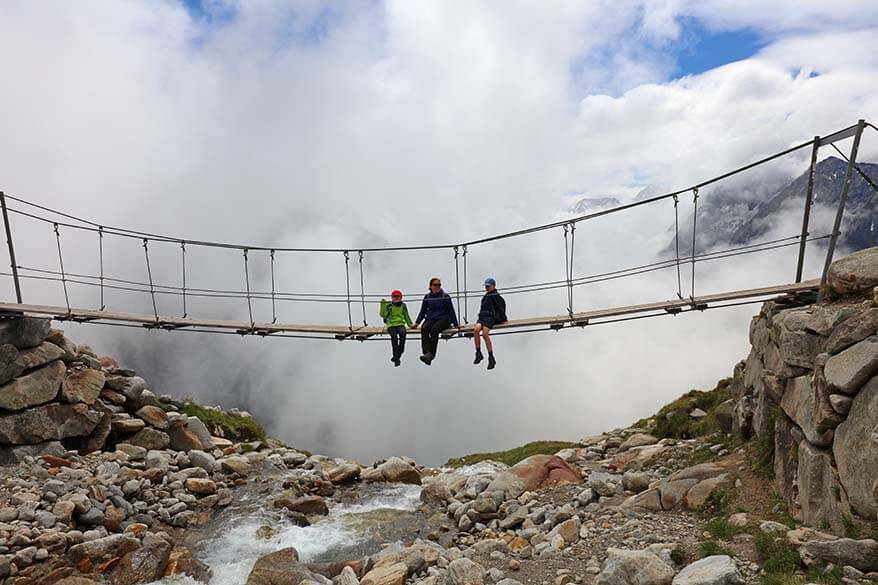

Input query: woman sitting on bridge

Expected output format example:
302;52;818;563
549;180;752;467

413;277;459;366
473;277;507;370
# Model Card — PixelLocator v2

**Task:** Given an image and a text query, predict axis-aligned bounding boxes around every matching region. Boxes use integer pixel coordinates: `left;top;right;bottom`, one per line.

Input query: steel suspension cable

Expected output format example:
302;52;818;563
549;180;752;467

829;143;878;193
180;242;188;318
142;239;159;323
98;226;105;310
690;188;699;301
453;246;462;320
53;223;71;315
672;196;683;299
357;251;367;326
462;245;469;324
243;249;254;328
269;250;277;324
343;251;353;330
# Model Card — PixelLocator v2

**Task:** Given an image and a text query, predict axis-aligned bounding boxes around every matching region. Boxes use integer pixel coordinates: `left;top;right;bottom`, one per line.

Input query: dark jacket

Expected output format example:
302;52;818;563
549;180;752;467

478;290;507;323
416;290;459;327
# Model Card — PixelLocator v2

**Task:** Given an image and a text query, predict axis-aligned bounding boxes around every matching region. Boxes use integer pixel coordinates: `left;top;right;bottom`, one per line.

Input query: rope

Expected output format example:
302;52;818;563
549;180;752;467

453;246;462;320
270;250;277;324
829;143;878;193
142;239;159;323
243;249;254;328
462;245;469;324
53;223;71;315
180;242;188;318
357;250;367;326
690;188;699;301
98;226;105;310
343;251;352;330
672;195;683;299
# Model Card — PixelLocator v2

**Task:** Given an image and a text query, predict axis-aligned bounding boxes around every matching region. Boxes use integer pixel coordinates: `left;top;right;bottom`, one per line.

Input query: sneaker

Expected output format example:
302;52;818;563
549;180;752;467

474;350;483;365
487;354;496;370
419;354;433;365
393;358;401;367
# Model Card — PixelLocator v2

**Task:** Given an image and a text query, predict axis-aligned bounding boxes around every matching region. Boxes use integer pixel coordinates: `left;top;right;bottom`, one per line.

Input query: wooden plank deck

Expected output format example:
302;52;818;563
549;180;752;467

0;279;819;338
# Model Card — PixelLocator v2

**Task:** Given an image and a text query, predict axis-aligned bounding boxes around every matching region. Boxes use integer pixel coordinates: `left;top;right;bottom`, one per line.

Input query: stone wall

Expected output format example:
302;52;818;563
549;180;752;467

0;317;227;466
731;247;878;534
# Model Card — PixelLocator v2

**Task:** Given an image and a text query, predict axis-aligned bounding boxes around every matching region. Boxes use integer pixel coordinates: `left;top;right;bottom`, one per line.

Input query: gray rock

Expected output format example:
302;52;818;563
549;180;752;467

672;556;743;585
825;337;878;394
60;368;105;405
798;441;850;534
34;511;57;528
0;402;103;444
773;414;800;510
145;450;171;470
76;507;105;527
826;308;878;354
0;360;65;411
834;376;878;518
622;471;651;494
446;558;485;585
0;440;65;465
0;344;24;386
779;329;822;369
0;317;51;349
129;428;170;450
67;533;140;566
188;449;216;473
829;394;853;415
115;443;146;460
801;538;878;572
109;533;172;585
828;247;878;296
377;457;421;485
779;375;841;447
185;417;216;451
595;548;674;585
619;433;659;451
105;376;146;402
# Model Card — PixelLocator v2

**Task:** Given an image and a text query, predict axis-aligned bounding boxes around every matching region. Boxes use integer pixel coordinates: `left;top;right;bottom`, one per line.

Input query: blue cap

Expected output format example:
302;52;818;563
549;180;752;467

484;277;496;286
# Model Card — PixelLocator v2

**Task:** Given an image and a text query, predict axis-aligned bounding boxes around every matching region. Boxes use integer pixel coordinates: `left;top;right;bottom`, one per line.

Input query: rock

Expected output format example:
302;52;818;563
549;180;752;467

0;317;51;349
116;443;147;460
188;450;216;472
67;534;141;570
101;388;128;406
829;394;853;415
109;533;172;585
690;408;708;419
135;406;168;429
713;399;734;434
246;548;327;585
185;416;216;451
0;402;103;444
773;414;800;509
798;441;850;534
825;337;878;394
446;558;485;585
595;548;674;585
779;375;840;447
672;556;743;585
826;308;878;354
549;518;580;544
185;478;217;495
486;455;580;499
622;471;651;493
105;376;146;401
163;545;213;583
619;433;659;451
128;428;170;450
0;359;65;410
779;329;822;368
17;341;65;371
328;463;361;484
113;417;146;433
361;562;407;585
77;507;105;527
221;455;253;476
683;475;733;510
274;495;329;516
60;368;105;405
801;538;878;572
834;377;878;518
420;482;453;507
0;344;24;385
728;513;749;528
828;247;878;296
168;425;204;452
0;439;65;464
56;579;101;585
377;457;421;485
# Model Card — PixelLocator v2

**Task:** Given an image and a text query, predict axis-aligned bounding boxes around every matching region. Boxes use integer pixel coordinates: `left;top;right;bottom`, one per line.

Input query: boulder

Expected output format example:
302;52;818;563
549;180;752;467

671;556;743;585
420;481;453;507
116;443;147;460
713;399;734;434
328;463;361;484
801;538;878;572
826;308;878;354
0;317;51;349
0;440;65;465
778;330;822;369
622;488;663;511
824;336;878;394
17;341;65;371
773;414;800;509
109;533;172;585
779;375;840;447
113;417;146;434
67;533;141;570
828;247;878;295
0;344;24;385
360;562;407;585
0;403;103;444
135;406;169;429
834;376;878;518
798;441;850;534
0;359;65;411
619;433;659;451
273;495;329;516
46;329;77;361
221;455;253;476
185;416;216;451
188;450;216;472
168;425;204;452
128;428;170;450
595;548;674;585
246;548;329;585
80;402;112;454
105;375;146;402
445;558;485;585
377;457;421;485
163;545;213;583
60;368;105;405
683;475;733;510
622;471;651;494
659;479;699;510
487;455;580;499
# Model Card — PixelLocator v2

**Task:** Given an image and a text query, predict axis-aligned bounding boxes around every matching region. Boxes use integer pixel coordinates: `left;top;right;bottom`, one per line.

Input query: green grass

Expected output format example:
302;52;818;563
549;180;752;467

172;400;267;444
700;540;734;558
704;517;749;540
755;532;802;575
649;378;732;439
445;440;579;468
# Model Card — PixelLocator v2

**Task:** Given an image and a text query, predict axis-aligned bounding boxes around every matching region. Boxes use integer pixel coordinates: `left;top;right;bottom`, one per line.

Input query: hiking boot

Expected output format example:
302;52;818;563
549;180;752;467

393;358;401;367
419;353;433;365
487;354;496;370
474;350;483;365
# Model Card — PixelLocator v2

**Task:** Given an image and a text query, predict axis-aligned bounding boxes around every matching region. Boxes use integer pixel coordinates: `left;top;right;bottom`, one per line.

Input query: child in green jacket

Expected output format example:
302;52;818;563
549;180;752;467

380;290;414;367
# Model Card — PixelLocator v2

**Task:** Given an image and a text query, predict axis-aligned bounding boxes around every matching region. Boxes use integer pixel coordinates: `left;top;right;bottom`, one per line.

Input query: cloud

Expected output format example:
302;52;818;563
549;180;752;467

0;2;876;465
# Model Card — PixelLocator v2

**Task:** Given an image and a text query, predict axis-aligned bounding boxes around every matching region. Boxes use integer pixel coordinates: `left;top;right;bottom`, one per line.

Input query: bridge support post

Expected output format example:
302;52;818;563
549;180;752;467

795;137;820;283
819;119;865;298
0;192;22;303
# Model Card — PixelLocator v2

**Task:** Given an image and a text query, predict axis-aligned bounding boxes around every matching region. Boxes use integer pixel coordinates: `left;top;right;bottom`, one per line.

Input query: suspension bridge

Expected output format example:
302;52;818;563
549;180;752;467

0;120;874;342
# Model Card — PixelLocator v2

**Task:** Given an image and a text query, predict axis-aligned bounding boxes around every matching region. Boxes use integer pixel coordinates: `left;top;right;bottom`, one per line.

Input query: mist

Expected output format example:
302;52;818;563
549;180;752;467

1;1;877;466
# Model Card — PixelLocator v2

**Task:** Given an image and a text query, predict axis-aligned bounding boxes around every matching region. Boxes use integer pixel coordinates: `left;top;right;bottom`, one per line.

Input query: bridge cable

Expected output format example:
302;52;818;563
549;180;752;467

689;188;699;301
180;242;188;318
672;196;683;299
269;250;277;324
564;223;576;318
53;223;71;315
142;239;159;323
462;245;469;324
829;143;878;194
98;226;106;310
453;246;461;320
343;251;353;331
357;251;367;326
243;249;254;328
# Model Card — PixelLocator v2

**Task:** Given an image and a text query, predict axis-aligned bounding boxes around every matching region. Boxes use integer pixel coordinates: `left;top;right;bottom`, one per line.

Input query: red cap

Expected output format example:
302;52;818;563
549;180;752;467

391;290;403;297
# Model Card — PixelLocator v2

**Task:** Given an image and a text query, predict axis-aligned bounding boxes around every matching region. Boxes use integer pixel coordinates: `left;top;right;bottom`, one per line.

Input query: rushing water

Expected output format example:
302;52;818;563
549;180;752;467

153;482;423;585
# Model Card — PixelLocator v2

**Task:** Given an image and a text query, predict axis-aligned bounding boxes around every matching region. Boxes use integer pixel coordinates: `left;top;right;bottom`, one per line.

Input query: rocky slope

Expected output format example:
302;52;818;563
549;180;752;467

0;247;876;585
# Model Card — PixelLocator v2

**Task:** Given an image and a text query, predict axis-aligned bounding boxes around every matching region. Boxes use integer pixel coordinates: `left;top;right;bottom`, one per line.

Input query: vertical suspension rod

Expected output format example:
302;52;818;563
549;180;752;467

180;242;188;318
243;248;254;328
98;226;105;310
795;137;820;283
690;188;699;301
358;251;367;326
462;245;469;324
142;238;158;323
343;251;353;331
0;191;22;303
269;250;277;324
453;246;461;320
54;223;70;314
673;196;683;299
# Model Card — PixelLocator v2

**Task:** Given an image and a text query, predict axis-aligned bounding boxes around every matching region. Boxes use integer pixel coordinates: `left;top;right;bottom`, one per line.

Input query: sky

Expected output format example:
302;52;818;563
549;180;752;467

0;1;877;466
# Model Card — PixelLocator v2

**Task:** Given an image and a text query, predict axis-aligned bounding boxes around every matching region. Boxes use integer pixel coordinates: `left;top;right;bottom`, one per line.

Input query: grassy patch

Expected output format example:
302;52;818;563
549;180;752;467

172;400;267;444
700;540;734;558
445;440;579;468
704;517;749;540
755;532;802;575
651;379;732;439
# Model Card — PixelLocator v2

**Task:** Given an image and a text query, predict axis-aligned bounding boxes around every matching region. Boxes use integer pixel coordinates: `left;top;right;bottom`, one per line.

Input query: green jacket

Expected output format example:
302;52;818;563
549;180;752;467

380;300;413;328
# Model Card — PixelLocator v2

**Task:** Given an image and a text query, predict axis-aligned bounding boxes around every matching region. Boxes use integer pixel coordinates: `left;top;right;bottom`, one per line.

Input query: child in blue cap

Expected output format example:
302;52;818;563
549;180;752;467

473;277;507;369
